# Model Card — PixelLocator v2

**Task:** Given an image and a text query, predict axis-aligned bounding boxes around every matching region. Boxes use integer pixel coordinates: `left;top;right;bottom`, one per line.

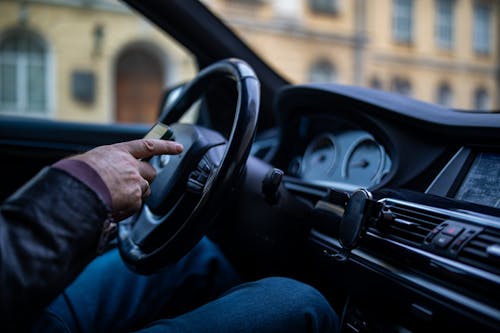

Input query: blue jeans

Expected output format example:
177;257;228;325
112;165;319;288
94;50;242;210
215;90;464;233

32;238;338;333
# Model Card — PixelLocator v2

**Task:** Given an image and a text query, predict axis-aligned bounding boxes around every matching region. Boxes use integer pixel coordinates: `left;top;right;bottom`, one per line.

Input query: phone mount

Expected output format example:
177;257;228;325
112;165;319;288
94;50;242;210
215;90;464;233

339;189;383;250
318;188;384;260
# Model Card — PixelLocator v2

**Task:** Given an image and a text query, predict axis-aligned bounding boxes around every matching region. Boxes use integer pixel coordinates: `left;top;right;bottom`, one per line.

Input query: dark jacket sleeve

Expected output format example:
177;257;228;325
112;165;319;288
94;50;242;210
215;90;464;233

0;167;111;330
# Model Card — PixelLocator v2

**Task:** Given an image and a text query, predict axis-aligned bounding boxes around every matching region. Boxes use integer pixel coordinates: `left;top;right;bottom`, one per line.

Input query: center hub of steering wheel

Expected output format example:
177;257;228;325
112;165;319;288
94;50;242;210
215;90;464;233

146;123;226;217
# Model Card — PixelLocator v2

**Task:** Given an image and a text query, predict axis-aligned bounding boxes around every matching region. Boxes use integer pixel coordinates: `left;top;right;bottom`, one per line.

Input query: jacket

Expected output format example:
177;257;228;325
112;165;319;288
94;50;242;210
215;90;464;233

0;167;110;331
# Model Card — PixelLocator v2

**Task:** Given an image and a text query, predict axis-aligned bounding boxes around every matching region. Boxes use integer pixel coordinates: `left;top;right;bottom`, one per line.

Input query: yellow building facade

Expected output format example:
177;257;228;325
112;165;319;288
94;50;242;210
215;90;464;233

0;0;498;125
206;0;499;110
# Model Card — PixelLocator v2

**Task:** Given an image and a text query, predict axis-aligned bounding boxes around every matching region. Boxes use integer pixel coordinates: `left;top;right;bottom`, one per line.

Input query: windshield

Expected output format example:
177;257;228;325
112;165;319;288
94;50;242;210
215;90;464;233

203;0;498;112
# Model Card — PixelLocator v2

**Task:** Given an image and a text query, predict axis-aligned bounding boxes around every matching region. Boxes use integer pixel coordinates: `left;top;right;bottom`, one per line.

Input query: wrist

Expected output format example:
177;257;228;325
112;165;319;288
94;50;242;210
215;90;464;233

53;158;113;210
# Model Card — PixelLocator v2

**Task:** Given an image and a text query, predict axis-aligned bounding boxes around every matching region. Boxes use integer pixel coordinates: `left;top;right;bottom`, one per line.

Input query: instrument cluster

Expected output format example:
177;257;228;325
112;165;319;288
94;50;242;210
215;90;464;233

288;130;392;191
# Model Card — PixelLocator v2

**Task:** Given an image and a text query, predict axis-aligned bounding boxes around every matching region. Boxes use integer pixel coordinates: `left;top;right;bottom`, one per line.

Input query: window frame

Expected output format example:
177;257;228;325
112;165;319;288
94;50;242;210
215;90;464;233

309;0;340;15
392;0;414;44
473;87;490;110
435;0;455;50
0;29;53;118
308;58;337;83
391;77;412;97
436;82;453;107
473;1;492;55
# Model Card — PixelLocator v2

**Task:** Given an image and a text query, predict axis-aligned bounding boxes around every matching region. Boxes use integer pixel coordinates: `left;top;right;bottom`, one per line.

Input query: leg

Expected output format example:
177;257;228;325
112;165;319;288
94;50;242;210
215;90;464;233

137;277;339;333
31;237;241;333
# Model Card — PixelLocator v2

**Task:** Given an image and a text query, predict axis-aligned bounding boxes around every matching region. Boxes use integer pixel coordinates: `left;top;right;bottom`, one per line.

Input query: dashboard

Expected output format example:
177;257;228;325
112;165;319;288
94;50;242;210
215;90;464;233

256;83;500;332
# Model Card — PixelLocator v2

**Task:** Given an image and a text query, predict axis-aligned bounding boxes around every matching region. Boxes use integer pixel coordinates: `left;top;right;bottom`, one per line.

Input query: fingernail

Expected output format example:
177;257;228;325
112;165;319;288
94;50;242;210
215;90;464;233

175;143;184;153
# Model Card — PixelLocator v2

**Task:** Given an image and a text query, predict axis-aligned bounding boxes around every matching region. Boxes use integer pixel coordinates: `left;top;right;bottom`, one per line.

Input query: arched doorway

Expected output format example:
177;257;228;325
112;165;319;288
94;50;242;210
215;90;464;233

115;44;164;123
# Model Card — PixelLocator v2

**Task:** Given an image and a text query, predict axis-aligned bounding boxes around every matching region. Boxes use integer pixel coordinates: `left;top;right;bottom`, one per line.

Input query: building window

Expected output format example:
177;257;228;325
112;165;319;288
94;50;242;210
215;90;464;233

228;0;263;4
393;0;414;43
0;29;48;115
473;2;491;54
369;77;383;90
308;59;337;83
309;0;340;14
391;77;412;96
474;87;490;110
436;83;453;107
435;0;455;49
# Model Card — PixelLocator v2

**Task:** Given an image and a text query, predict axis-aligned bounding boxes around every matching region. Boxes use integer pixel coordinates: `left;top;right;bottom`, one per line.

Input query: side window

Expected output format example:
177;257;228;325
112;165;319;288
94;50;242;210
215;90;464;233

0;1;196;124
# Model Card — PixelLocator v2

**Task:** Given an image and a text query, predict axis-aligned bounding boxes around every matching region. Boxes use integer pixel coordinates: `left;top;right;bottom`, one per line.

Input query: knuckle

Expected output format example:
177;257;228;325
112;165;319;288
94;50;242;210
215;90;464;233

132;188;142;202
129;172;142;183
142;139;155;152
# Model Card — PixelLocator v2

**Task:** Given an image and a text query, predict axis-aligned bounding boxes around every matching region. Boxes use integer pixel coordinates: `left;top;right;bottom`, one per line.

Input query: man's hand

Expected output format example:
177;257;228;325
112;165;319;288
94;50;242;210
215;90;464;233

73;139;183;220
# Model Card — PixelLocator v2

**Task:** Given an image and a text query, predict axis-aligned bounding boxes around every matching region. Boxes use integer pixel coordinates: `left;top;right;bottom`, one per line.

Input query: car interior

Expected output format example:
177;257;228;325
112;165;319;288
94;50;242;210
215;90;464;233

1;1;499;332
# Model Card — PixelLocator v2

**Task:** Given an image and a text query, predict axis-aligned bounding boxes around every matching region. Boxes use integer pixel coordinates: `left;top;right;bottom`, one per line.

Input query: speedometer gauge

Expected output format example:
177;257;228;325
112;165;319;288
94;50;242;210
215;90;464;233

301;134;337;180
342;137;386;186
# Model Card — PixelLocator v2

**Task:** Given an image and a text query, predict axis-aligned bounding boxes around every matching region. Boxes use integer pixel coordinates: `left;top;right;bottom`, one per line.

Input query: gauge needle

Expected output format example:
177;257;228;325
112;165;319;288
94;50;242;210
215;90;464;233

350;159;370;168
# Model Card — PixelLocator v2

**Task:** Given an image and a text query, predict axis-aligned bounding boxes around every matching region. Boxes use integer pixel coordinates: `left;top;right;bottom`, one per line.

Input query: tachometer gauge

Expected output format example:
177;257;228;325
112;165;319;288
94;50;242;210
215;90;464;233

342;137;386;186
301;134;337;180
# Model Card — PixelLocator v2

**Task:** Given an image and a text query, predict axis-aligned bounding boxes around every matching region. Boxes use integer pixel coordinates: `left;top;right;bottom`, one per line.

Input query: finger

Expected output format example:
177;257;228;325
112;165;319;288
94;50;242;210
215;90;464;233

113;208;136;222
141;179;151;199
118;139;184;160
138;161;156;183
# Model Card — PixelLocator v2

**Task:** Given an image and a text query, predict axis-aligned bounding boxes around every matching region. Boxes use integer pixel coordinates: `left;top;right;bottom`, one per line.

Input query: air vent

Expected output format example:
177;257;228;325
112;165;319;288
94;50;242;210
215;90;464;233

458;229;500;275
375;201;447;245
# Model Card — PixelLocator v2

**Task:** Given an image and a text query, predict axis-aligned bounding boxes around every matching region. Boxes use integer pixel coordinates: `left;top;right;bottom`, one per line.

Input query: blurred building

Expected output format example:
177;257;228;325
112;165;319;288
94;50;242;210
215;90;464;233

205;0;500;110
0;0;498;124
0;0;195;123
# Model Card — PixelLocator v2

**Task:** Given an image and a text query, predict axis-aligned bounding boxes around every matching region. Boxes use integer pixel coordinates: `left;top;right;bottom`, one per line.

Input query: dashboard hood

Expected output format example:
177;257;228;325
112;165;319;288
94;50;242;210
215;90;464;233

276;84;500;140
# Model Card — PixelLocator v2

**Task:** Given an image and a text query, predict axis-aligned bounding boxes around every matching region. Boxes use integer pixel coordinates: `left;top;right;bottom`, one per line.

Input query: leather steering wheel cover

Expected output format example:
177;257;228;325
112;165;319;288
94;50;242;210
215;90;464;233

118;59;260;274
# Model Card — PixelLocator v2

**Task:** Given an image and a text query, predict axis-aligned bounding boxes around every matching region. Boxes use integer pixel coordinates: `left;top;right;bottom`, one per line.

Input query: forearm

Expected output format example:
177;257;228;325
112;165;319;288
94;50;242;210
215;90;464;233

0;167;110;329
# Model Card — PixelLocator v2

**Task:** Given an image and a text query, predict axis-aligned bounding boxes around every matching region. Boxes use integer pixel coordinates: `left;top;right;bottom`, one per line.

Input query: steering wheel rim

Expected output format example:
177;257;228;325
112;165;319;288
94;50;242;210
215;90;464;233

118;58;260;274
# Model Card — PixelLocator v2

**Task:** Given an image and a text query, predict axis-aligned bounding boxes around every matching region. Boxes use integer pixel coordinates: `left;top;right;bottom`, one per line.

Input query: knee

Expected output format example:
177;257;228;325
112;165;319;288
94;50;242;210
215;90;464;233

252;277;339;333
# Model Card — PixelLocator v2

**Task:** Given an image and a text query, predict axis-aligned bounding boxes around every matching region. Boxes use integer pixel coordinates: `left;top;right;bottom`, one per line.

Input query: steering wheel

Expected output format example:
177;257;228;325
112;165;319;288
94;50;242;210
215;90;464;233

118;59;260;274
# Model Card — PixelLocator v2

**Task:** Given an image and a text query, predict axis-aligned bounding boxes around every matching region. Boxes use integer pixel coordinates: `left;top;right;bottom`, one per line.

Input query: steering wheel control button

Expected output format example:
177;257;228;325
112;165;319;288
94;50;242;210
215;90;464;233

159;155;171;168
187;177;204;193
186;155;214;194
434;234;454;249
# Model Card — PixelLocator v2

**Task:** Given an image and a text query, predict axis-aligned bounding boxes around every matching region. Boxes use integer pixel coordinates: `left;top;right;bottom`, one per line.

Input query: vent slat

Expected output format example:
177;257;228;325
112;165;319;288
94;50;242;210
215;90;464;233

461;247;489;258
377;201;447;246
386;226;426;243
458;229;500;275
477;234;500;244
392;214;438;230
468;240;490;249
389;206;446;223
